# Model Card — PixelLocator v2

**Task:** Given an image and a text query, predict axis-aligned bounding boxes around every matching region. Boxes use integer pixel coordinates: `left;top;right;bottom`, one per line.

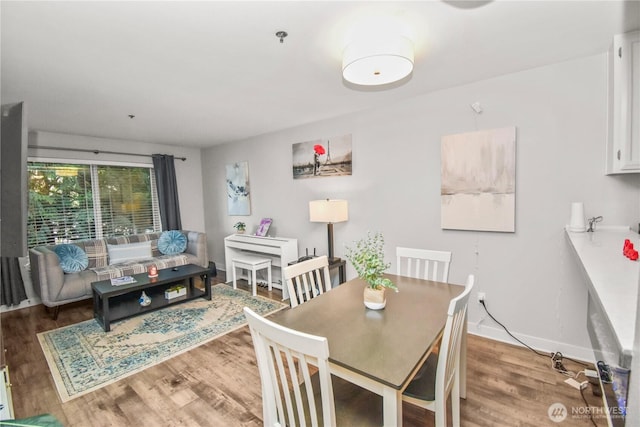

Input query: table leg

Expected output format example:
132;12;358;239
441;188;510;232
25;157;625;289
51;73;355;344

102;295;111;332
232;263;237;290
204;272;212;300
251;269;257;296
382;386;402;427
92;291;99;318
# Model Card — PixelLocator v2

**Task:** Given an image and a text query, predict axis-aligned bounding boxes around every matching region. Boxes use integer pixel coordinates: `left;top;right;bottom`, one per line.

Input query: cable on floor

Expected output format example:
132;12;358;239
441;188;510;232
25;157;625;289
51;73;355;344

480;300;589;373
579;384;599;427
480;300;548;358
479;301;600;426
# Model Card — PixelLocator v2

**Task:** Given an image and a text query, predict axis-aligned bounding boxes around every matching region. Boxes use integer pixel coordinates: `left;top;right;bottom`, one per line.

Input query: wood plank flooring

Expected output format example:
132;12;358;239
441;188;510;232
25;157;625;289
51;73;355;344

2;275;606;426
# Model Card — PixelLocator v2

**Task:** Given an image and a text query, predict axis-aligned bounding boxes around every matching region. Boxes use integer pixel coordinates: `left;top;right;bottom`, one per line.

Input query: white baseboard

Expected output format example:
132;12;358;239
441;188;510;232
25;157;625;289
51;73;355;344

0;256;42;313
468;321;595;363
0;297;41;313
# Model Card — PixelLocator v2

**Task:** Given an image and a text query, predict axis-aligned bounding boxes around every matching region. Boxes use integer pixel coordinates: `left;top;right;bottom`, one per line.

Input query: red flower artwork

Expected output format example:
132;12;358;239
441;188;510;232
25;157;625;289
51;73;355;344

313;144;326;155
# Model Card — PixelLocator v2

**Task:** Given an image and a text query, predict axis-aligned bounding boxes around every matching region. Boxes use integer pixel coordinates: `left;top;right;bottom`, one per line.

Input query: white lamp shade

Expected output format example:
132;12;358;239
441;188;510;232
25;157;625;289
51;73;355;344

342;36;414;86
309;199;349;223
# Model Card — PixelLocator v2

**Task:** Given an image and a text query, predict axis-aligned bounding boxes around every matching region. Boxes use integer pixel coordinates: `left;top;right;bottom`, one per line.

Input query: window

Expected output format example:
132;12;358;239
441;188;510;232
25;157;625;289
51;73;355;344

28;161;161;247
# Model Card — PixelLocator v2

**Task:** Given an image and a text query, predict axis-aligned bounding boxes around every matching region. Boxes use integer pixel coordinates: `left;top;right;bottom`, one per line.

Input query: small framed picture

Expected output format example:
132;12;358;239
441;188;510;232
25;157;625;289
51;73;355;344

255;218;272;237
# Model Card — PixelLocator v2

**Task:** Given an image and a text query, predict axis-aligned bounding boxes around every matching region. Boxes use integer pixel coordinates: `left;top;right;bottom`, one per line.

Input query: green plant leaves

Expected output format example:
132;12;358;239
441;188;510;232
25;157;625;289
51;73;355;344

345;231;398;291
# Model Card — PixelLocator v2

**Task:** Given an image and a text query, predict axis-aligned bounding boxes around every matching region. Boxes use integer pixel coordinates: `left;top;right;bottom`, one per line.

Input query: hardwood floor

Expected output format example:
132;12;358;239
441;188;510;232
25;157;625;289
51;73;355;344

2;275;606;426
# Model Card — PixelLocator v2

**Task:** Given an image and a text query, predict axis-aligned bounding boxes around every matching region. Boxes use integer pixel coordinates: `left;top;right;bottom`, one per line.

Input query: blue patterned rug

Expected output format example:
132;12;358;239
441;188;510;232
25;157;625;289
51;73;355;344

37;284;287;402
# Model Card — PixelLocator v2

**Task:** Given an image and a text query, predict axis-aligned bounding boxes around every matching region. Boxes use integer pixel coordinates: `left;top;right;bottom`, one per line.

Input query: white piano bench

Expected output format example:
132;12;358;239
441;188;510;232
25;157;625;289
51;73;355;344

231;255;272;296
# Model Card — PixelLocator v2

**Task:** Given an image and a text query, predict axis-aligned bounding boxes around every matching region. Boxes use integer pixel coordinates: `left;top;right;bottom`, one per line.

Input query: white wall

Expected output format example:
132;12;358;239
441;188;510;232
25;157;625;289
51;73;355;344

201;53;640;359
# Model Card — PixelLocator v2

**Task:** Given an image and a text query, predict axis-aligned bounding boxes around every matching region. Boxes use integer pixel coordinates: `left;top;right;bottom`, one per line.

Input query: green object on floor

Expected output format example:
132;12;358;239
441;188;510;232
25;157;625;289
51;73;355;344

0;413;64;427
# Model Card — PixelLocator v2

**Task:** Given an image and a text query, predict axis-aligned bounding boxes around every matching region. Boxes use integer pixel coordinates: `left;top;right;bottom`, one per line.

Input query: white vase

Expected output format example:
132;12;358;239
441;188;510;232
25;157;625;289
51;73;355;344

363;287;386;310
569;202;586;232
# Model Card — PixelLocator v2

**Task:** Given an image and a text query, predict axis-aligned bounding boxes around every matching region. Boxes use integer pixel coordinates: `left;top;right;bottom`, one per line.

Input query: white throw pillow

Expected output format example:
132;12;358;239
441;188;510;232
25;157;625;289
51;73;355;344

107;241;152;265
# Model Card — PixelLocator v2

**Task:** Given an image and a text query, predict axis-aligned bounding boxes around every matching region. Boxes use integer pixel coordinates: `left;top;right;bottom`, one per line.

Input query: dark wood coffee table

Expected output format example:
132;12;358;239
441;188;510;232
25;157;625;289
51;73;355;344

91;264;212;332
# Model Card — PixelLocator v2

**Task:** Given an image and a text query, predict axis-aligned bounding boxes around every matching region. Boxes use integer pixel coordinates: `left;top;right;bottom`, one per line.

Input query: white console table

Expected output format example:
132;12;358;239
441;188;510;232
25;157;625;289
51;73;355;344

224;234;298;300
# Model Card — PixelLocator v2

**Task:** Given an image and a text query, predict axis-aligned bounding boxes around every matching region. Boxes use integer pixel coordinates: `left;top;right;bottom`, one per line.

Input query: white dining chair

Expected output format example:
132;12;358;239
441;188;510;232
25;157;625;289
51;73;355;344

401;274;474;427
243;307;382;427
396;247;452;282
283;255;332;308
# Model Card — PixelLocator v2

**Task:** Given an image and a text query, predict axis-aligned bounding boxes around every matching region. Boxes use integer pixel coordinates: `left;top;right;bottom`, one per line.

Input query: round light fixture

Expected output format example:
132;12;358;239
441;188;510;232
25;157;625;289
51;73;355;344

342;36;414;86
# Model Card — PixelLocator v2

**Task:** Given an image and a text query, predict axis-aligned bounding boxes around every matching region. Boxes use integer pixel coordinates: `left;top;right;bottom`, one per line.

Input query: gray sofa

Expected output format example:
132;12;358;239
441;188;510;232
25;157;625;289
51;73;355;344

29;230;208;317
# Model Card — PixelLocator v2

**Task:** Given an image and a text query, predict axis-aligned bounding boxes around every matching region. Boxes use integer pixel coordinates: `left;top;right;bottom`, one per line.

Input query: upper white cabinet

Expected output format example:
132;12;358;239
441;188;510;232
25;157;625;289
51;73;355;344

606;30;640;174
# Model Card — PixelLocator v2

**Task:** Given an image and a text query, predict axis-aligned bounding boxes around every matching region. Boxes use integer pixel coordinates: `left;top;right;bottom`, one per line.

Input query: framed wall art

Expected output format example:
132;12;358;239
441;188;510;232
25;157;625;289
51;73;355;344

441;126;516;232
292;134;352;179
226;161;251;215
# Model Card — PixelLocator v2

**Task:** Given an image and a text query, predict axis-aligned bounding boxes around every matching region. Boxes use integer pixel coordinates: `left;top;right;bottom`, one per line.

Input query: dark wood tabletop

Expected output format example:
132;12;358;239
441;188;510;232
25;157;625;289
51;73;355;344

269;273;464;390
92;264;210;297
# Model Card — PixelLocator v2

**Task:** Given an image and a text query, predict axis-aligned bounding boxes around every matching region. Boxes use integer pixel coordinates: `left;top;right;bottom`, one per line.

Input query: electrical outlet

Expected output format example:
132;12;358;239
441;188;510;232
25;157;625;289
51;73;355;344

477;292;485;303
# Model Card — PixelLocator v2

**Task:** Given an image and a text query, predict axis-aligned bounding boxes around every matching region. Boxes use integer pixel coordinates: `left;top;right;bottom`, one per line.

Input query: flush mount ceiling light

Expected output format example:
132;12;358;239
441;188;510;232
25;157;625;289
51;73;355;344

342;36;414;86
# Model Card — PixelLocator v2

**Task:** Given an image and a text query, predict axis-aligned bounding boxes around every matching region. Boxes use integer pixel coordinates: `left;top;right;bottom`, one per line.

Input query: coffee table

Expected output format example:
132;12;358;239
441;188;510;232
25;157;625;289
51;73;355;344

91;264;212;332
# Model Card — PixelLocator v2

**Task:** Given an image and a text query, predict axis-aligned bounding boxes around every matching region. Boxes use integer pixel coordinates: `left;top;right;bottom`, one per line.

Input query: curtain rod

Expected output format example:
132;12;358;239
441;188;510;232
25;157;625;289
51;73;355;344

28;145;187;161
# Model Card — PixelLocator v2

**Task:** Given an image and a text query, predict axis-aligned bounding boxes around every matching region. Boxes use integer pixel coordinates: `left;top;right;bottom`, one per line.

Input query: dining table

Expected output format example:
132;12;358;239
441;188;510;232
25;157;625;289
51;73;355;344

268;273;465;427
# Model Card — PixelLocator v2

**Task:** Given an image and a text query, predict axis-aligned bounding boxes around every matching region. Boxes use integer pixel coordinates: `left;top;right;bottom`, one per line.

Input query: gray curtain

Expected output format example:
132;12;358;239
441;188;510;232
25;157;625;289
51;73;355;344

152;154;182;230
1;257;27;306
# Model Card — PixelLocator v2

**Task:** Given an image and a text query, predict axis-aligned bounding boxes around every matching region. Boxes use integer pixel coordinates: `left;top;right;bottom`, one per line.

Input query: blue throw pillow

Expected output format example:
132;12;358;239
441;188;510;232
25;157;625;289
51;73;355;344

54;244;89;273
158;230;187;255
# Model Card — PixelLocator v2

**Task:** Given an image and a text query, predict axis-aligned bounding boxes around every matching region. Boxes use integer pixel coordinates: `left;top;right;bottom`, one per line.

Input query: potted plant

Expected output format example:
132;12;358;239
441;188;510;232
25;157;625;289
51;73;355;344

345;231;398;309
233;221;246;234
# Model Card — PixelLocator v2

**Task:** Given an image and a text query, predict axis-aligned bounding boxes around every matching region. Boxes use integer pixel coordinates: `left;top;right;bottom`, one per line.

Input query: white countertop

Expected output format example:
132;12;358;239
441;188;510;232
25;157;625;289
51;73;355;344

566;226;640;354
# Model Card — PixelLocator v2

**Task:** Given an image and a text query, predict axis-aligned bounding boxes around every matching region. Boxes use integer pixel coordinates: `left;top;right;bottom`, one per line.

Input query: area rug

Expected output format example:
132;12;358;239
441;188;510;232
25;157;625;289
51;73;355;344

37;284;287;402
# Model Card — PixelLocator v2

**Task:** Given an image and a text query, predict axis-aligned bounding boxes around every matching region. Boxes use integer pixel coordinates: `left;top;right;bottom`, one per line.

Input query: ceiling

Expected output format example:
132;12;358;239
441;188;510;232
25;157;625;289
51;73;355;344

2;1;639;148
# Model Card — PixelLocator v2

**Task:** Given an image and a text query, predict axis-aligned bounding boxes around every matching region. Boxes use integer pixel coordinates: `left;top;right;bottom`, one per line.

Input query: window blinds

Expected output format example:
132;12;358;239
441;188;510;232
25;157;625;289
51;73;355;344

27;162;161;247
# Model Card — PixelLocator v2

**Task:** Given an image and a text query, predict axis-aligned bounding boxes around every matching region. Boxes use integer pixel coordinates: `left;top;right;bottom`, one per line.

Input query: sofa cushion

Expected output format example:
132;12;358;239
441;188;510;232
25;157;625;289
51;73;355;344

91;254;189;281
58;270;97;300
81;239;109;268
53;244;89;273
107;232;163;257
107;241;152;264
158;230;187;255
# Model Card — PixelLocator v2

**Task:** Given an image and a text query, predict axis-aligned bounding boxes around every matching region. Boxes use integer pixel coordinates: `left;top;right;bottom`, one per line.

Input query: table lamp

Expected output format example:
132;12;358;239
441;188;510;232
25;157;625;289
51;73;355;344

309;199;349;263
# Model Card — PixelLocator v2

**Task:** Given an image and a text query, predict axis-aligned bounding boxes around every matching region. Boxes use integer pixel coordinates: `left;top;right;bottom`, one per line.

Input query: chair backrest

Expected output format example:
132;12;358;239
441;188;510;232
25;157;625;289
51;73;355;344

396;247;452;282
435;274;474;404
283;255;332;308
244;307;336;427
